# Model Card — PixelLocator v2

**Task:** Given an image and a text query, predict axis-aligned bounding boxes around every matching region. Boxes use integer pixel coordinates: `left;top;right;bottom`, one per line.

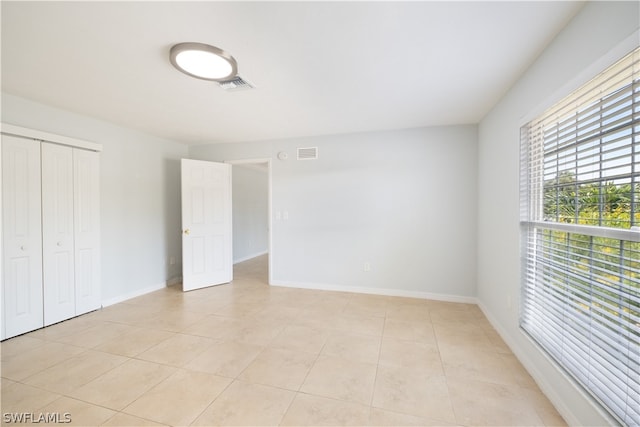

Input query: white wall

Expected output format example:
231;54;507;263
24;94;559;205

232;165;269;263
191;125;478;300
476;2;639;426
1;93;188;304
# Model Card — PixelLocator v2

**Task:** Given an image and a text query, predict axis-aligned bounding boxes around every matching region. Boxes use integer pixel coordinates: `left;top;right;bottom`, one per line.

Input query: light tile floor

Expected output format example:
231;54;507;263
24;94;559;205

1;255;566;426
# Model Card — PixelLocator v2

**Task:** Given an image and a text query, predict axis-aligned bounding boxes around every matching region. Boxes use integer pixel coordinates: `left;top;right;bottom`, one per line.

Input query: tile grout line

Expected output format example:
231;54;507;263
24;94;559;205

366;311;387;423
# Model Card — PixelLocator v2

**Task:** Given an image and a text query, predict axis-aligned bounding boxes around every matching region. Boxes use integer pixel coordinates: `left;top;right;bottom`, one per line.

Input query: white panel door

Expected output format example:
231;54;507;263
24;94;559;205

42;143;75;326
2;135;44;338
74;148;101;314
181;159;232;291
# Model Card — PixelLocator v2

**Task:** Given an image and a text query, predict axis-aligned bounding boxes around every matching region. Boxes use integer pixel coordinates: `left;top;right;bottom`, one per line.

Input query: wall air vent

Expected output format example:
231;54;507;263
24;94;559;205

218;76;255;91
297;147;318;160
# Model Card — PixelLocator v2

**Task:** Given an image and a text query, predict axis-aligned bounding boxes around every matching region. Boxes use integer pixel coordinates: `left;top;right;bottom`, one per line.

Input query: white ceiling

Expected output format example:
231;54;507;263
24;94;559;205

1;1;584;145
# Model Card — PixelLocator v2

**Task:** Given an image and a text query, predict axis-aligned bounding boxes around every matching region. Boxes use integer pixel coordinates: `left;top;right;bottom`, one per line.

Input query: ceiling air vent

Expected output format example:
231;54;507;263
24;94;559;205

218;76;255;92
297;147;318;160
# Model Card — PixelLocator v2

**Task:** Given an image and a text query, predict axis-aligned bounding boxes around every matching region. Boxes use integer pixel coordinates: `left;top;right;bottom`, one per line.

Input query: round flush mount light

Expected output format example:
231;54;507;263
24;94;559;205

170;42;238;81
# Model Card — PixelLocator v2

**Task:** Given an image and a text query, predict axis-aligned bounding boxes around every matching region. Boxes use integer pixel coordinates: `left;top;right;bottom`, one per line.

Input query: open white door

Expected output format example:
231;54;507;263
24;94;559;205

181;159;232;292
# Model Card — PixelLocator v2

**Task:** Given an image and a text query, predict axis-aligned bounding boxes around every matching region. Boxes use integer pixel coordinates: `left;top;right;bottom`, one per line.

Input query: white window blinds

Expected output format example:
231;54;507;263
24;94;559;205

520;47;640;426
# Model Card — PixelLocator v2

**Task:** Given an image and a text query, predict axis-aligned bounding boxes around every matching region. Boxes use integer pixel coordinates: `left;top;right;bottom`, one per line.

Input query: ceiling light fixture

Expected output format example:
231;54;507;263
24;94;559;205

170;42;237;81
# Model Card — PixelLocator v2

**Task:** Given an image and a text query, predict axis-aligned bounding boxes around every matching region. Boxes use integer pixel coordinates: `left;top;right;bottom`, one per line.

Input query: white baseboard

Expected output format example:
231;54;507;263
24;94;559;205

270;280;477;304
233;250;268;265
475;301;614;427
101;282;167;307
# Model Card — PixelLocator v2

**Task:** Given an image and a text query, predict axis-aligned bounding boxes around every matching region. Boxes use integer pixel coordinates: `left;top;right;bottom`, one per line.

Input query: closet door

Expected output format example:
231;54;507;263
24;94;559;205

2;135;43;337
42;143;76;326
74;149;101;314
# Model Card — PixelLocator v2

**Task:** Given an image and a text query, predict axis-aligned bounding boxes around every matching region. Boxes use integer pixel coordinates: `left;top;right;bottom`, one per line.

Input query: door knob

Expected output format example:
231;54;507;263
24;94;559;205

183;229;190;235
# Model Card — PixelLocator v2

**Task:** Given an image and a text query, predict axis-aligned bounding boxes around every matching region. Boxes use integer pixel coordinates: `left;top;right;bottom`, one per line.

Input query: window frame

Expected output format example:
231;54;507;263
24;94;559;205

519;46;640;427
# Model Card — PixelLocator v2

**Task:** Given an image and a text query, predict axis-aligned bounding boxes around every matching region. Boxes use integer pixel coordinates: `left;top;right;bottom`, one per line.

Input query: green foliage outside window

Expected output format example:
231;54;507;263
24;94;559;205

543;171;639;228
540;173;639;335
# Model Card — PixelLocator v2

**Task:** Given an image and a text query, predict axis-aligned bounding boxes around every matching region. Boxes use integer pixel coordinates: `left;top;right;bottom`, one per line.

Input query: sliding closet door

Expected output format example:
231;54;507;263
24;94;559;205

74;148;101;315
2;135;44;337
42;143;75;326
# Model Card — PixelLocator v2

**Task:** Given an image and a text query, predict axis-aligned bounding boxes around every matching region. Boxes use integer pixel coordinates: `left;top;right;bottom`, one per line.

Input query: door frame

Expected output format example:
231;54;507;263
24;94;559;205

225;158;273;285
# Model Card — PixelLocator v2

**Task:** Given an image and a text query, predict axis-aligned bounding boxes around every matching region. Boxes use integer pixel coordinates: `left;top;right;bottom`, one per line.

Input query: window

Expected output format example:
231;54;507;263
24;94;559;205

520;47;639;426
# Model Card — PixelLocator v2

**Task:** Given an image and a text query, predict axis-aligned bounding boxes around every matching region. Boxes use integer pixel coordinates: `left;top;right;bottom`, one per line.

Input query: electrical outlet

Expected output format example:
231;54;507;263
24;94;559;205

169;256;176;265
364;262;371;272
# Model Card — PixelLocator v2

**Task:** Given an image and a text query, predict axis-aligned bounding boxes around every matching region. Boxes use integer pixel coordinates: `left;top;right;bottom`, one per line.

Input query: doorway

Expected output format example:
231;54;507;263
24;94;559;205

226;158;272;285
